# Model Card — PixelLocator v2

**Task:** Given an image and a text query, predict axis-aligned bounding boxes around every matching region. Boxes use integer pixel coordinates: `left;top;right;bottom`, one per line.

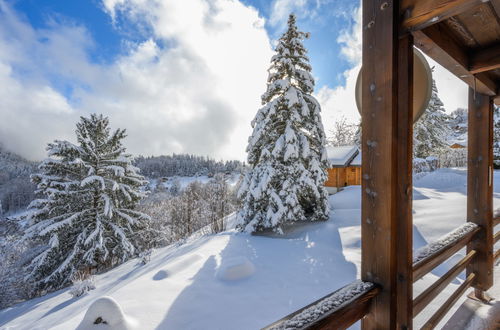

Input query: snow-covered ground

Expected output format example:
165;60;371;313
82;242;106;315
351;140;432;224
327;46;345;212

1;168;499;329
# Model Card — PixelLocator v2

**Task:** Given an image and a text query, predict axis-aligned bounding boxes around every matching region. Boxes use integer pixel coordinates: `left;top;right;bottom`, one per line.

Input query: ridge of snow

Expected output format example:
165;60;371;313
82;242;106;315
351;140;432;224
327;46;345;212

413;222;478;264
268;280;375;330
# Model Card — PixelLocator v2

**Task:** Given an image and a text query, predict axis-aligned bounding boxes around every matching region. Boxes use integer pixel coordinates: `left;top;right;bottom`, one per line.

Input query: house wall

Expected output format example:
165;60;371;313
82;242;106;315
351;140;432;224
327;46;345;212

324;166;361;189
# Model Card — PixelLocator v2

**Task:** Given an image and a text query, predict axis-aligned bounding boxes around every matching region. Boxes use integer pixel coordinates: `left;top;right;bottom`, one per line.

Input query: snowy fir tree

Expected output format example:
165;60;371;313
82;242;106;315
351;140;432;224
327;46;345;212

494;106;500;168
414;80;451;158
25;114;150;291
237;14;329;233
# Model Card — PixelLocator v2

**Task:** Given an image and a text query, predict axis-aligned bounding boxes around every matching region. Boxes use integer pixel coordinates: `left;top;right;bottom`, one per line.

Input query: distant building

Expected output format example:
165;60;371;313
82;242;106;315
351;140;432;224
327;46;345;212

449;142;466;149
324;145;361;194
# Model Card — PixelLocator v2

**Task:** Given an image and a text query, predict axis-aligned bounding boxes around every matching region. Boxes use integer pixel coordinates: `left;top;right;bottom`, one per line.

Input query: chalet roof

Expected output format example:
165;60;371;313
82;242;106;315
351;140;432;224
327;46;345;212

326;145;359;167
406;1;500;104
350;152;362;166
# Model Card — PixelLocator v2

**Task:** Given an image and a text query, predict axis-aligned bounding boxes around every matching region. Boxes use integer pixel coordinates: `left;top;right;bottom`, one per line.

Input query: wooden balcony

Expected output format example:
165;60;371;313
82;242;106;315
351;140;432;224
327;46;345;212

264;1;500;329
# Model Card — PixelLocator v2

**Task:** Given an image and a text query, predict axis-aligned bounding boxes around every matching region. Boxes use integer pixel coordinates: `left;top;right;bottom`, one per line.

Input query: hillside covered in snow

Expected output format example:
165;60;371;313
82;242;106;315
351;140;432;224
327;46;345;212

1;168;499;329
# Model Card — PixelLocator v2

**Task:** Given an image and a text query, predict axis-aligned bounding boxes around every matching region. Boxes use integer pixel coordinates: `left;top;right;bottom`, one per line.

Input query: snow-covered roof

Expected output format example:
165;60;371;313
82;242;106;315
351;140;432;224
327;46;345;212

350;152;361;166
326;146;359;167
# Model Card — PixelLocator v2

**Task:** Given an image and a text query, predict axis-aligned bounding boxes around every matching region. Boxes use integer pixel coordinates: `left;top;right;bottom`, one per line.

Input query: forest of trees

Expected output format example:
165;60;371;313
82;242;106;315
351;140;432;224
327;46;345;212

0;116;241;308
134;154;244;179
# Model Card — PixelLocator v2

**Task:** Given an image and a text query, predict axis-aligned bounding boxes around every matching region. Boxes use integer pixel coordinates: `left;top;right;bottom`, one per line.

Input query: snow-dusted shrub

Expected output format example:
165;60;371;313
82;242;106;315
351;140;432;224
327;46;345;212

413;158;430;174
69;272;96;298
237;14;329;233
436;148;467;168
139;249;153;265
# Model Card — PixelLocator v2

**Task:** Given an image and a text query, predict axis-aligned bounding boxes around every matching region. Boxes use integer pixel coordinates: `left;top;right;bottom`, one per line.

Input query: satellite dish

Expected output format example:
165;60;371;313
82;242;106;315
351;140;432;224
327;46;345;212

355;48;432;123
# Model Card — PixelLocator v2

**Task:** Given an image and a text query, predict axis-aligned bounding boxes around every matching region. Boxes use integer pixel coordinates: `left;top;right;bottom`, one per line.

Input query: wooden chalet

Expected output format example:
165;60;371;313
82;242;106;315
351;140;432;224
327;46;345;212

266;0;500;329
324;146;362;193
449;141;467;149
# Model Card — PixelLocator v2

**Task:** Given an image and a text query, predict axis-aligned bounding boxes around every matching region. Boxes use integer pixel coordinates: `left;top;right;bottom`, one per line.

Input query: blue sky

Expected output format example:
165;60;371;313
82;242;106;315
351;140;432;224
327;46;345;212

12;0;359;90
0;0;466;161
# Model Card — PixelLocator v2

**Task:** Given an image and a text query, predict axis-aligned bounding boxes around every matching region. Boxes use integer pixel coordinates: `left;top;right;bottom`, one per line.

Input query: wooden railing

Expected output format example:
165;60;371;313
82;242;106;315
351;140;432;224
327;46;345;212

264;219;496;329
495;217;500;262
263;281;379;330
412;223;480;328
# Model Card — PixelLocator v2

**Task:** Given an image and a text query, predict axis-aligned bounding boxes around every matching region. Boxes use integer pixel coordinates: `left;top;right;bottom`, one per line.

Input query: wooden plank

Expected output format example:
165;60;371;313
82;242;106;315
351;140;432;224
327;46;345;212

413;24;498;96
396;34;414;330
469;43;500;74
401;0;484;32
467;90;494;292
489;0;500;23
420;273;476;330
413;250;476;317
262;285;380;330
413;226;479;282
455;3;500;47
361;1;413;328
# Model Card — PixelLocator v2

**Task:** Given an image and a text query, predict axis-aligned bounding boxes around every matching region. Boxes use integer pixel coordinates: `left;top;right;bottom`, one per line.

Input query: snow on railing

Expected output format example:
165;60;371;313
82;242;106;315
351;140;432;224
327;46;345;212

267;280;375;330
413;222;479;264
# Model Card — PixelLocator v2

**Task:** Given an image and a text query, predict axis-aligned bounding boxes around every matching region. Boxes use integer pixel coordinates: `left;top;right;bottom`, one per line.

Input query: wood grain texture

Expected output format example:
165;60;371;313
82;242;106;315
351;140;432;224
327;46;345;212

420;273;475;329
469;43;500;74
262;285;380;330
467;89;494;291
412;226;479;282
413;250;476;317
456;2;500;47
413;24;498;96
401;0;484;32
361;1;413;328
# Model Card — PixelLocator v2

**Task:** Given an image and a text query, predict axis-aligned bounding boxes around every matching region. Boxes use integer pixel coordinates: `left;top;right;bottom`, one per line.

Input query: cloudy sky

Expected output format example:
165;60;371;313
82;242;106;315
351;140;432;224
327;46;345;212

0;0;468;161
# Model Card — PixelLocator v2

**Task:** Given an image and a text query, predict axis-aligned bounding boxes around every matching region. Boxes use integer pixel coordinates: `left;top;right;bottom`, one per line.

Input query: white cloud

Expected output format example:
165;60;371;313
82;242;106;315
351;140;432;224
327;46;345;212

315;6;361;136
316;4;467;140
0;0;273;161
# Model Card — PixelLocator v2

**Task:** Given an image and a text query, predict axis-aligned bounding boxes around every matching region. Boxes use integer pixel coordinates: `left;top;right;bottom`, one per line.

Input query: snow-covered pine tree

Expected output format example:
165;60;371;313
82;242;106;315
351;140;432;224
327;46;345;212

414;80;451;158
25;114;150;292
493;106;500;168
237;14;329;233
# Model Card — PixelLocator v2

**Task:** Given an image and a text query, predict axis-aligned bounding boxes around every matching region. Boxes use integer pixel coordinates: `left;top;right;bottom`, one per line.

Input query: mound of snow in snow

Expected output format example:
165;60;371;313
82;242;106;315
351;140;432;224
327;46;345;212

414;169;466;189
76;297;137;330
216;256;255;281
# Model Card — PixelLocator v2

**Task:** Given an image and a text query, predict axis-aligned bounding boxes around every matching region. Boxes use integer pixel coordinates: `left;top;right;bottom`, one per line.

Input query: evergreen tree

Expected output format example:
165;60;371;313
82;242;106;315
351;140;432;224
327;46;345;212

237;14;329;233
25;114;150;291
493;106;500;168
414;80;450;158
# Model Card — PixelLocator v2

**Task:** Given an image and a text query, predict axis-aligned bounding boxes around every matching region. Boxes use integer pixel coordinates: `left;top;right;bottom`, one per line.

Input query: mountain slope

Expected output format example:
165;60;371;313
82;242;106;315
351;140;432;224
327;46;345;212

1;169;499;329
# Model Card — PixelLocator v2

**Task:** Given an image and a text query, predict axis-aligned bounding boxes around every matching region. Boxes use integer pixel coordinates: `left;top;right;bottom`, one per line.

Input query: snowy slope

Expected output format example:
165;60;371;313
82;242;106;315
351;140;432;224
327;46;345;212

1;169;499;330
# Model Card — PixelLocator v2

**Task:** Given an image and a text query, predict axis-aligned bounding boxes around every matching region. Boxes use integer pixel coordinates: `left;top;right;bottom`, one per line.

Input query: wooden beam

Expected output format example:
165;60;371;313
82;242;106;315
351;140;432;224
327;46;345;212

413;24;498;96
469;43;500;74
401;0;485;32
467;90;494;292
361;1;413;328
490;0;500;19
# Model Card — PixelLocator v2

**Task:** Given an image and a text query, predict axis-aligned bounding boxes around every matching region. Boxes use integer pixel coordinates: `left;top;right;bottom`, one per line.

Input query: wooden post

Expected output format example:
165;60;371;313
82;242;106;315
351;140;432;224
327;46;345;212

361;0;413;328
467;89;494;294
